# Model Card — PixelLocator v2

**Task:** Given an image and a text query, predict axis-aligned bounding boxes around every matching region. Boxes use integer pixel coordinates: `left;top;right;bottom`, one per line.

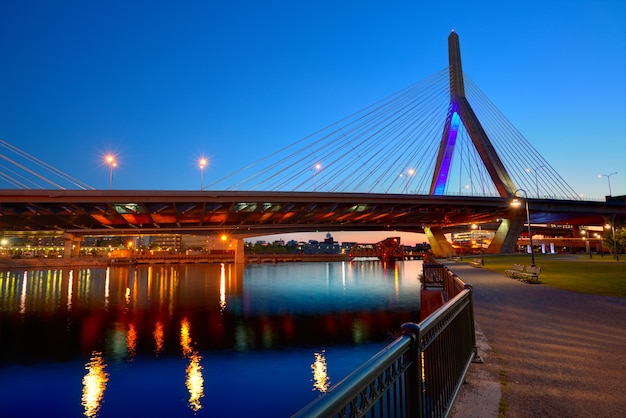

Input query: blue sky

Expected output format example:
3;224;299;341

1;0;624;208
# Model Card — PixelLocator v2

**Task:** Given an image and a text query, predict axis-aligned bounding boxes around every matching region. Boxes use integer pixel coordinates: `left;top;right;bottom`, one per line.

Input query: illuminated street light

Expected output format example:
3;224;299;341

405;169;415;193
220;234;228;252
579;229;593;259
105;155;117;189
471;223;484;266
199;158;208;190
511;189;535;266
605;218;619;261
598;172;618;197
313;163;321;191
526;165;544;198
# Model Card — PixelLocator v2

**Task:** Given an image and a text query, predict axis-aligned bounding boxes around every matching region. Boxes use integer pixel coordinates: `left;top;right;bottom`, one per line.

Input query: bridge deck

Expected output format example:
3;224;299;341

0;190;621;236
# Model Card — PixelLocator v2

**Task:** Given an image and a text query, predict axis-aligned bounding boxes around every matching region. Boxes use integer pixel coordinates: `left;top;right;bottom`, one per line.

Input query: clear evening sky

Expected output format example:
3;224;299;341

1;2;624;212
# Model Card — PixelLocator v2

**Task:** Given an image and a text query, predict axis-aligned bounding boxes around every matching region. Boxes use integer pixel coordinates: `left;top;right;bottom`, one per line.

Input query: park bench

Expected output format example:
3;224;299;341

470;258;482;268
504;264;542;283
505;264;525;278
517;265;542;283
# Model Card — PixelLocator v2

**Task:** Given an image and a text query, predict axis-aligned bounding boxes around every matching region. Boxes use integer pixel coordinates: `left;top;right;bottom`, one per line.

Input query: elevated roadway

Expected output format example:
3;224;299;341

0;189;622;237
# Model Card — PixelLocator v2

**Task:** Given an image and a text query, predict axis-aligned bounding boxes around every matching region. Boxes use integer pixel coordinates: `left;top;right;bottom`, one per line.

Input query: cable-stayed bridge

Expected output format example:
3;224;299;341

0;32;623;259
206;31;579;200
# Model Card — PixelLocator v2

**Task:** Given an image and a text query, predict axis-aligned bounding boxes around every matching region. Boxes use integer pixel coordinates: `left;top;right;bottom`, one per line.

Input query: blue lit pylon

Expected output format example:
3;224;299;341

430;31;517;197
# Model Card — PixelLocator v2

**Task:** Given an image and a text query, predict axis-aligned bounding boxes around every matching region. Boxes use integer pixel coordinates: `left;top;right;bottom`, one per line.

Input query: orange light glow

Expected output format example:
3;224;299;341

180;318;193;357
154;321;164;355
81;351;109;418
186;352;205;411
127;323;137;358
219;263;226;311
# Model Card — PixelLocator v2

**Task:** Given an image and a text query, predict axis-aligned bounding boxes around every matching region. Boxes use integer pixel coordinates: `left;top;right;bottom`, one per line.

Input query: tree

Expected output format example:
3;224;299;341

604;224;625;255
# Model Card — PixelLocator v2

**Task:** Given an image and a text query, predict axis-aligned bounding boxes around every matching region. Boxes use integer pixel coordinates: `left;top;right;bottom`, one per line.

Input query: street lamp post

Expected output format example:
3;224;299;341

598;172;618;197
526;166;544;198
199;158;207;190
511;189;535;266
605;217;619;261
105;155;116;190
580;229;593;259
313;163;321;191
405;168;415;193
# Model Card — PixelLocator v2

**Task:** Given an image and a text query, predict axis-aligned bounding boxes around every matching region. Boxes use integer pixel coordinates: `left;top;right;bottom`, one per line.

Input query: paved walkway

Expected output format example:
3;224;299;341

446;261;626;418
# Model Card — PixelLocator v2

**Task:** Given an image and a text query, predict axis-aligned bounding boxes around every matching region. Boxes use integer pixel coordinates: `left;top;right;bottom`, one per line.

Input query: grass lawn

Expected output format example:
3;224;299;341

465;253;626;297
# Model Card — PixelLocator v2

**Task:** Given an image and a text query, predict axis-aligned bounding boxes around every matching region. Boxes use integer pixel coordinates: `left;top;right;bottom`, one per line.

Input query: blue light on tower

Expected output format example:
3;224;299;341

433;111;461;195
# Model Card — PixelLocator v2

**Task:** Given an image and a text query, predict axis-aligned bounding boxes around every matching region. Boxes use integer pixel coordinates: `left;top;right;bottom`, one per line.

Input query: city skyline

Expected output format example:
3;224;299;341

1;1;624;206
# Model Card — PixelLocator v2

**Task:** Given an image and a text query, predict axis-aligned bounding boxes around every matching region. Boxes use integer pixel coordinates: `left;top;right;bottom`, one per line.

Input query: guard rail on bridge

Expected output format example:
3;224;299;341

292;256;477;418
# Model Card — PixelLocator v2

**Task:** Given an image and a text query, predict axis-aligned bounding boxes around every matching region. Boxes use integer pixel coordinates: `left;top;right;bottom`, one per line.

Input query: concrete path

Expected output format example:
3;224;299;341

447;261;626;418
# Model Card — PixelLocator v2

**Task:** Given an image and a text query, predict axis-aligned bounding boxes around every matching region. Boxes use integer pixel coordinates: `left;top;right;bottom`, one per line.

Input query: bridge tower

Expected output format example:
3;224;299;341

430;31;517;197
427;31;522;256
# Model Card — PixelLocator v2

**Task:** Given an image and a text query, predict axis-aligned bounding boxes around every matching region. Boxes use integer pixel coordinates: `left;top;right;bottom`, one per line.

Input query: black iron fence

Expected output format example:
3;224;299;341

292;256;477;418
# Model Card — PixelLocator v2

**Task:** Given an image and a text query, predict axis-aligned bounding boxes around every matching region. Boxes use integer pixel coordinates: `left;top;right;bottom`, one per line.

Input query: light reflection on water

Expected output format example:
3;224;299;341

180;318;205;411
312;350;330;393
81;351;109;418
0;260;422;417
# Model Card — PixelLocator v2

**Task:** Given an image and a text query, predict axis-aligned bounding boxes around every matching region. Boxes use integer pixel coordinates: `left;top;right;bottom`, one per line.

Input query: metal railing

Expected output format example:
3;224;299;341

292;257;477;418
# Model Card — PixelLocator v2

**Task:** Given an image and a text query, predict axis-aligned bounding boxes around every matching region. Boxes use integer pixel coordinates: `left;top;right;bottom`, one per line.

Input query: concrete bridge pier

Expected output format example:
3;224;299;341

62;232;82;258
234;238;245;264
424;226;455;257
486;214;525;254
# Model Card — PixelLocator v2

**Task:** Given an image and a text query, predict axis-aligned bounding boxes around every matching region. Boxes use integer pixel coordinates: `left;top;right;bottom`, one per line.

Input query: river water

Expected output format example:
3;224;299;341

0;259;423;417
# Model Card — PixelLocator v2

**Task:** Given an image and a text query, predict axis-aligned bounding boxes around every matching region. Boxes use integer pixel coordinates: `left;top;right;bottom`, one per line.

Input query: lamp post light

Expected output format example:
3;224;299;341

404;169;415;193
511;189;535;266
105;155;117;190
526;165;544;198
598;172;618;197
199;158;207;190
471;223;484;266
605;218;619;261
580;229;592;259
313;163;321;191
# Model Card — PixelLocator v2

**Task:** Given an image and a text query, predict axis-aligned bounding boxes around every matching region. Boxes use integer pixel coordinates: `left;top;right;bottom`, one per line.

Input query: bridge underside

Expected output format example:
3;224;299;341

0;190;620;241
0;190;513;236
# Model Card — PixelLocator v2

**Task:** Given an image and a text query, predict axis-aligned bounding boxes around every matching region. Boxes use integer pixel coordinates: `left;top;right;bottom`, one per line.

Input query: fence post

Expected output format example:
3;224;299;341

401;322;422;418
464;283;482;363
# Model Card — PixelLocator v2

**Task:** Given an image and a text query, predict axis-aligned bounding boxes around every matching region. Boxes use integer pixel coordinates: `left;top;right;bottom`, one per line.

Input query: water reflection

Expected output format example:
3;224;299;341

180;318;193;357
20;271;27;315
127;322;137;359
311;350;330;392
0;260;422;417
104;268;109;311
186;352;205;411
219;263;227;312
67;270;74;312
81;351;109;417
180;318;205;411
154;320;165;355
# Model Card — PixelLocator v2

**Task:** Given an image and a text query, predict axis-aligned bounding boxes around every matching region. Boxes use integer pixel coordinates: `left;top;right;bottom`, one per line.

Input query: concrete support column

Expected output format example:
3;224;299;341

233;238;245;264
487;215;525;254
62;232;82;258
424;226;455;257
